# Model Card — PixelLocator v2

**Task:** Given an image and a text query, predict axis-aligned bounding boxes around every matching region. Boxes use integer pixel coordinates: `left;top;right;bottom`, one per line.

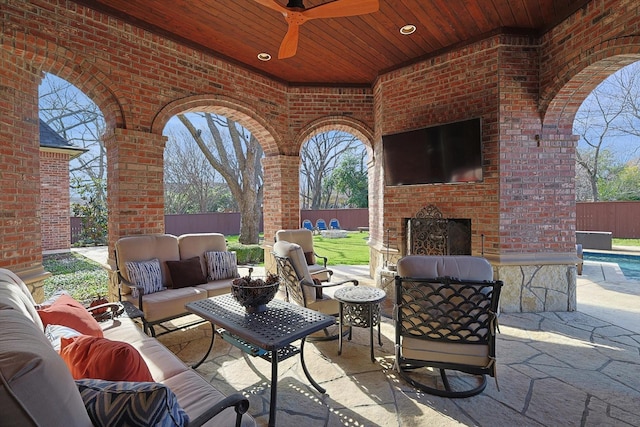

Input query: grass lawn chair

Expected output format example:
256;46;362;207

329;218;341;230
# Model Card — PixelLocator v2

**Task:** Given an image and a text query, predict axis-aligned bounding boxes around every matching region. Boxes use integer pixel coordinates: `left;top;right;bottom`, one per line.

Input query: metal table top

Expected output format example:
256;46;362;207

186;294;335;351
334;285;386;304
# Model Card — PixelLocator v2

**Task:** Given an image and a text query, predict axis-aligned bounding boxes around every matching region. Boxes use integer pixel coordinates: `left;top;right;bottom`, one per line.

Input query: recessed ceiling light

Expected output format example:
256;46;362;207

400;24;416;35
257;53;272;61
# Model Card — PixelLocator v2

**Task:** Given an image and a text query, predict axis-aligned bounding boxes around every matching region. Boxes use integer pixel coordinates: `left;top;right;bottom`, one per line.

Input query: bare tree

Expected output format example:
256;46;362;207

299;132;362;209
574;63;640;201
176;113;263;244
164;129;237;214
39;73;107;204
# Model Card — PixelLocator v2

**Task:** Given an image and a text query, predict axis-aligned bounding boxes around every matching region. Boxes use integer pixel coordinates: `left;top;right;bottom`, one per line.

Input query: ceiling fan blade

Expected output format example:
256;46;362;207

252;0;288;13
303;0;379;19
278;23;300;59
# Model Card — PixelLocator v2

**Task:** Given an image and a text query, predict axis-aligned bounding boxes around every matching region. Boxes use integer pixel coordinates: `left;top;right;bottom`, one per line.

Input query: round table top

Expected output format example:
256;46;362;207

334;285;386;304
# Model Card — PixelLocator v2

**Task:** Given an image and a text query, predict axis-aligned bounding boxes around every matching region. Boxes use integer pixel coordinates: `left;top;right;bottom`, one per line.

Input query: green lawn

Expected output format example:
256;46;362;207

613;238;640;247
227;231;370;265
312;232;370;265
42;252;108;304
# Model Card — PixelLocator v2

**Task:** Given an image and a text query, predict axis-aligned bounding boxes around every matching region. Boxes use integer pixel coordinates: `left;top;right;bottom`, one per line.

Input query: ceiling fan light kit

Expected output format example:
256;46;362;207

253;0;380;59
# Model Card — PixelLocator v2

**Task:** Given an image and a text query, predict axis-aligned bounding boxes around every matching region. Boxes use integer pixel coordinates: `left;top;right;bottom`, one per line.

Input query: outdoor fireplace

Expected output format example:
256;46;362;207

405;205;471;256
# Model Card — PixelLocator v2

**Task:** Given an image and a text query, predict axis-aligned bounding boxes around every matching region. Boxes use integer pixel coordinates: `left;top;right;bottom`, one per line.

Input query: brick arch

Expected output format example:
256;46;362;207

2;36;128;130
296;116;374;153
151;95;281;155
540;36;640;132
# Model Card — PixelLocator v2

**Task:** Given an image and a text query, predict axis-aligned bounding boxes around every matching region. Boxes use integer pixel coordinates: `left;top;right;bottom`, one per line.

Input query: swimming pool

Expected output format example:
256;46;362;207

583;251;640;280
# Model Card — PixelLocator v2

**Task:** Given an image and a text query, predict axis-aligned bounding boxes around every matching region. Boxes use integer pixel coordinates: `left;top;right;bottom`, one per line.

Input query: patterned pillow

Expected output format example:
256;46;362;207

125;259;163;297
75;379;189;427
205;251;239;280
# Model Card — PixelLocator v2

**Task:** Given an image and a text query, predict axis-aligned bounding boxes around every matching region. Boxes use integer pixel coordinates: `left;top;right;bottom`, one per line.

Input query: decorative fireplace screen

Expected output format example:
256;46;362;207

406;205;471;256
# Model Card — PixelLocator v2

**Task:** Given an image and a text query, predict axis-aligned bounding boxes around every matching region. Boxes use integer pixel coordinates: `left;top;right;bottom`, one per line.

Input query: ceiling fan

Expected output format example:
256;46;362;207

253;0;380;59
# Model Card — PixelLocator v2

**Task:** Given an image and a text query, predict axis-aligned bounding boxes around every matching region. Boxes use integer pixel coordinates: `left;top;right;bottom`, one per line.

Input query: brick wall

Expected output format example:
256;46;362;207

40;150;70;251
2;0;640;280
372;36;501;256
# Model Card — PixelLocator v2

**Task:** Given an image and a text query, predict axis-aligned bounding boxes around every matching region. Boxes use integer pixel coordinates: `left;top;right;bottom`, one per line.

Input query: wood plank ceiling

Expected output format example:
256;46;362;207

71;0;590;86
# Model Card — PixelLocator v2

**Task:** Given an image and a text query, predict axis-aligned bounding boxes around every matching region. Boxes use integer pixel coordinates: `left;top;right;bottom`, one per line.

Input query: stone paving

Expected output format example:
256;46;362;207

156;265;640;427
73;247;640;426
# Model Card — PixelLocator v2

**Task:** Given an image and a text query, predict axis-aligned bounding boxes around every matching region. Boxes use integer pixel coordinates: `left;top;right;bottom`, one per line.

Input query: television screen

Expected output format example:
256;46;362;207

382;118;482;186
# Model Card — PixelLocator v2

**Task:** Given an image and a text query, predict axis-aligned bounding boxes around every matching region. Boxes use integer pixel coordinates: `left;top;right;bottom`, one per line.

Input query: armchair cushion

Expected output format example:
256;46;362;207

60;335;154;382
273;240;316;303
76;379;188;427
166;256;206;288
126;258;164;296
37;294;104;338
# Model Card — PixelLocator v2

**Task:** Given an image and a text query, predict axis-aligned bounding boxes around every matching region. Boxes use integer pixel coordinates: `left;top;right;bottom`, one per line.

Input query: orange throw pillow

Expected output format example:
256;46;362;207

60;335;154;382
38;294;104;338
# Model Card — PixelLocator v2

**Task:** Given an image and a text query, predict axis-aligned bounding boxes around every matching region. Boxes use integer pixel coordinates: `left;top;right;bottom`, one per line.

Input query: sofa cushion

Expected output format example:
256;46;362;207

0;268;44;330
205;251;239;280
126;258;164;296
76;379;188;427
37;293;104;338
0;308;92;426
60;335;154;382
122;286;208;324
45;323;82;351
116;234;180;291
166;256;206;288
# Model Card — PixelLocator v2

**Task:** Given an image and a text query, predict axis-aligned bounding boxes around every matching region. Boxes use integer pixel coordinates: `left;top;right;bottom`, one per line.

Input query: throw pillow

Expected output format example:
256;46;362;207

37;294;104;338
304;251;316;266
205;251;239;280
125;258;164;297
76;379;189;427
166;256;206;288
45;324;82;352
60;335;154;382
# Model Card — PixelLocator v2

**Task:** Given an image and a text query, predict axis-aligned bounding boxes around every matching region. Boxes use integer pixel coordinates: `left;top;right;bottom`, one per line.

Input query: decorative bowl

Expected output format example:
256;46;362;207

231;274;279;313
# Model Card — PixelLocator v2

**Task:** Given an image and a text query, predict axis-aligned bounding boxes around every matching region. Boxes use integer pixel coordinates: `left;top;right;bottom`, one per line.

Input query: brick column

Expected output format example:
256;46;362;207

0;56;50;301
104;129;166;299
261;155;300;273
492;41;578;312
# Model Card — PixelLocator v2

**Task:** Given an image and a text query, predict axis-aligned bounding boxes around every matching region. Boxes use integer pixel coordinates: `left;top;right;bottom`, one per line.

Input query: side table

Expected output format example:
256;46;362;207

335;285;386;362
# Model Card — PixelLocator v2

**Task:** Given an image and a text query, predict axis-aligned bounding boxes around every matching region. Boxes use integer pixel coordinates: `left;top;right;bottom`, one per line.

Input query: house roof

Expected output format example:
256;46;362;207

39;119;88;159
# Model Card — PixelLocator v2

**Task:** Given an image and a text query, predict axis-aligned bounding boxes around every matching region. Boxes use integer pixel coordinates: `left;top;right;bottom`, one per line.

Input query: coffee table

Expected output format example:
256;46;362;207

186;294;335;427
335;285;386;362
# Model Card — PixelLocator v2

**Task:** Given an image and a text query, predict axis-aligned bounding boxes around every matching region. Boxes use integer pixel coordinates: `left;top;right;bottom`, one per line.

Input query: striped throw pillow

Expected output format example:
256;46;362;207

205;251;239;280
75;379;188;427
125;259;163;297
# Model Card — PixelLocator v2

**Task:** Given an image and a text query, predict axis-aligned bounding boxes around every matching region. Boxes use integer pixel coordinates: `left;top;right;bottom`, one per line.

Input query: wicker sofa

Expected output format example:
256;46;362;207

0;267;255;426
114;233;244;336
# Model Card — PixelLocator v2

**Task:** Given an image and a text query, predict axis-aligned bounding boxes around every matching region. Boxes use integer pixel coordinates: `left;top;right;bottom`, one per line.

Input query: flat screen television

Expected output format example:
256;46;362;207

382;118;483;186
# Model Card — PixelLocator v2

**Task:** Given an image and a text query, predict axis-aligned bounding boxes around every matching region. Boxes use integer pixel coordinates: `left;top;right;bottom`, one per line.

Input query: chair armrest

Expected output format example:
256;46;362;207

87;302;125;322
314;252;328;268
187;393;250;427
116;270;145;311
302;278;359;288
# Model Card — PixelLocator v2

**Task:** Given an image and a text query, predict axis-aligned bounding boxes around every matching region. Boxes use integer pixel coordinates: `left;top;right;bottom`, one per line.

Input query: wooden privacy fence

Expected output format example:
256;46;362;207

576;201;640;238
71;209;369;244
71;204;640;244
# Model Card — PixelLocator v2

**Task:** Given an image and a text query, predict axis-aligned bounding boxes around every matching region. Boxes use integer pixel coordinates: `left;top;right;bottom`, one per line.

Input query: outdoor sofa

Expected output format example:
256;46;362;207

114;233;245;336
0;267;255;426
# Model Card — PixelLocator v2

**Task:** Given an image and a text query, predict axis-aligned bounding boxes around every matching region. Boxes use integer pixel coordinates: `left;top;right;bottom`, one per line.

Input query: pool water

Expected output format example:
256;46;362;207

583;251;640;280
